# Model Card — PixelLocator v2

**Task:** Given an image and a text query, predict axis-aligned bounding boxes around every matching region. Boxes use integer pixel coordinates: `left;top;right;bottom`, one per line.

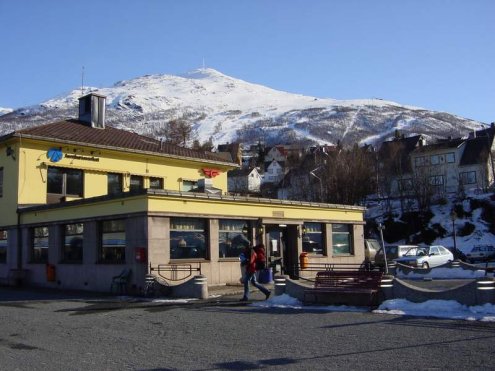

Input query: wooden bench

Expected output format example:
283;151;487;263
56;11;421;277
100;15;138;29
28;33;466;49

303;270;384;307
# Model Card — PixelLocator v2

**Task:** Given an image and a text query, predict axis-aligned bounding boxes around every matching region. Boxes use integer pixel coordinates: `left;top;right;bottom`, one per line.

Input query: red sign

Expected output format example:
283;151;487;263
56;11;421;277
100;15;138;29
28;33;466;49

202;168;221;178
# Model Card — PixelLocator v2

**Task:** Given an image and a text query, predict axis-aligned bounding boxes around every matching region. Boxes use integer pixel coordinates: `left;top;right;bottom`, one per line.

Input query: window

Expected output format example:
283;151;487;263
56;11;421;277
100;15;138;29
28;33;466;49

303;223;324;254
100;220;126;263
130;175;144;193
332;224;353;255
446;153;455;163
47;167;83;198
0;230;7;263
108;173;123;195
414;156;426;167
0;167;3;197
62;223;83;263
31;226;49;263
182;180;198;192
430;155;440;165
170;217;207;259
429;175;444;186
398;179;413;192
149;177;163;190
219;220;250;258
460;171;476;185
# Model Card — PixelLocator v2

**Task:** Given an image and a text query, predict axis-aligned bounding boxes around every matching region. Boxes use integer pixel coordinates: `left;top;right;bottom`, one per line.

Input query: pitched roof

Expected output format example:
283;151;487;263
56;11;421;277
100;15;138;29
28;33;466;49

460;137;492;166
378;135;424;173
412;138;464;153
3;120;236;165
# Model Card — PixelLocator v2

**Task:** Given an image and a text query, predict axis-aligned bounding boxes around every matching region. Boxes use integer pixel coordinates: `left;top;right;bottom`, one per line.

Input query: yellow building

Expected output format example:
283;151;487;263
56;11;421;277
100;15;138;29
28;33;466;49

0;93;366;294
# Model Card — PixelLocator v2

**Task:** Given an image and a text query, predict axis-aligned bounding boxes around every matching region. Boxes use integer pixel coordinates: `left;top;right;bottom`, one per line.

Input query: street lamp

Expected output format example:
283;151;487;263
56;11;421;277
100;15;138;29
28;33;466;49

450;210;458;259
378;223;388;274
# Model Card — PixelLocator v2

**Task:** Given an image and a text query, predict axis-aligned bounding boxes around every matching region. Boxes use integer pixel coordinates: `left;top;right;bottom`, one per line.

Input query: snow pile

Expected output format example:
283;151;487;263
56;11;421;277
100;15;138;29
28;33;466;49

252;294;495;321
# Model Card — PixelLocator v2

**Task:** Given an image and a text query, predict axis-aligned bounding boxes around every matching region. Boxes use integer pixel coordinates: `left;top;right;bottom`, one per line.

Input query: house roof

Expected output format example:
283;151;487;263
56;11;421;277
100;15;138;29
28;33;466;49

228;168;258;177
412;138;464;153
378;135;424;173
460;137;492;166
2;120;236;166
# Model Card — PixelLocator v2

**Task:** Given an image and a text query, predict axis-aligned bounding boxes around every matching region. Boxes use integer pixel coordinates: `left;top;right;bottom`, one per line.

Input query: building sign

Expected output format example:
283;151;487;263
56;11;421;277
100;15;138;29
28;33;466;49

47;148;63;162
202;168;221;178
65;154;100;162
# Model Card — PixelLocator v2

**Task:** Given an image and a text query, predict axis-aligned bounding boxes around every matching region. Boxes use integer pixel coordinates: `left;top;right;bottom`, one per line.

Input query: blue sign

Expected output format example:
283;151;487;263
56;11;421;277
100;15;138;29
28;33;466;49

47;148;63;162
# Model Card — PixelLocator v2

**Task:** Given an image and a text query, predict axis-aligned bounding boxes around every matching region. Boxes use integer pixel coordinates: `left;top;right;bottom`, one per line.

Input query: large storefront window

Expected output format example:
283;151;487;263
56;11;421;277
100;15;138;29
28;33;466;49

219;220;250;258
303;222;324;254
62;223;83;263
332;224;353;255
100;220;126;263
0;230;7;263
31;226;49;263
170;217;207;259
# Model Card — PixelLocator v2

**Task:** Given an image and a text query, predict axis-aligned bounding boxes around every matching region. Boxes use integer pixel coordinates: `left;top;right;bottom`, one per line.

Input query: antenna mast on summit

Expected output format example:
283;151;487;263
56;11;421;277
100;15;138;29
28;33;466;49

81;66;85;96
202;57;205;70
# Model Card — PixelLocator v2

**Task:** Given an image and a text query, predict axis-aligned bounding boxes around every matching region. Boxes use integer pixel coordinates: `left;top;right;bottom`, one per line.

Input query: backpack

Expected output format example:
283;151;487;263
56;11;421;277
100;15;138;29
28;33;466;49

254;244;266;271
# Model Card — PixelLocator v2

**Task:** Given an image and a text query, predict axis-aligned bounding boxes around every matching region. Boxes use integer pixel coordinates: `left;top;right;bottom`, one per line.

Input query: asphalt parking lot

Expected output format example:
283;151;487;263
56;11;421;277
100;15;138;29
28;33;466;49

1;286;495;370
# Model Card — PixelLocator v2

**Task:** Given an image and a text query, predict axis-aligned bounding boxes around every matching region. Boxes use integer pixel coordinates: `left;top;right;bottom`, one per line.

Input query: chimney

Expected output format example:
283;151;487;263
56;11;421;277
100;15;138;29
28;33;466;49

78;93;106;129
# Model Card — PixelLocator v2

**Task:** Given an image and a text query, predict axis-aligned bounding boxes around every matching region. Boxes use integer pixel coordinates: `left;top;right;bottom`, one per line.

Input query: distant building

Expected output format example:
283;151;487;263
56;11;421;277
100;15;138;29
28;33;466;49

227;167;262;194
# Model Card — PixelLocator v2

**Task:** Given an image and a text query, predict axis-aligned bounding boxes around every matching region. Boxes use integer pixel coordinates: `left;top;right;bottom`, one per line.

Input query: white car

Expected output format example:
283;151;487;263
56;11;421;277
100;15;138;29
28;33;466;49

395;245;454;269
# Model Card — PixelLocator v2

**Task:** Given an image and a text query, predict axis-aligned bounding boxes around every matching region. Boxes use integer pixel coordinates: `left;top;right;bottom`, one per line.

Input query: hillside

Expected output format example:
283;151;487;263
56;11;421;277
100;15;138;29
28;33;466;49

0;68;486;147
366;190;495;256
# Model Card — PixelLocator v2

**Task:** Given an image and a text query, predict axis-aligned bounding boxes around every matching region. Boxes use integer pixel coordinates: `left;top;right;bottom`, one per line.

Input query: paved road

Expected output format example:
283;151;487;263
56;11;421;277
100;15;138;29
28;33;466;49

0;287;494;370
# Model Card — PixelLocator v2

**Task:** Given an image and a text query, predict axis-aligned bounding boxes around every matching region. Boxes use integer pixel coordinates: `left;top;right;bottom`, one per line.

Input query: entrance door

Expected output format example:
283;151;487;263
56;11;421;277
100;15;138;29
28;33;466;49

265;225;299;278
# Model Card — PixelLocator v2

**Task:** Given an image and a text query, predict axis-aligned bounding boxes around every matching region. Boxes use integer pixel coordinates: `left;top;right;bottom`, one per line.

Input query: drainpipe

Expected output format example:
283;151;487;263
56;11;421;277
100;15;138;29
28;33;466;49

16;208;22;270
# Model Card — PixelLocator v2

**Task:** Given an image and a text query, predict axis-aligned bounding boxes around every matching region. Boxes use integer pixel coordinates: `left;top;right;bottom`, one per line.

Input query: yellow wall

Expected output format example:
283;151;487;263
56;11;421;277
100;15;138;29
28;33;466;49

0;137;233;227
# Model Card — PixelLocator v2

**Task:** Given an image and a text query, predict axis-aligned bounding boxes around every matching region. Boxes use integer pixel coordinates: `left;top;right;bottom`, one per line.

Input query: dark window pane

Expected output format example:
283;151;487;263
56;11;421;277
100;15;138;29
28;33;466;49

130;175;143;192
47;167;63;194
66;169;83;196
149;177;163;189
108;173;122;195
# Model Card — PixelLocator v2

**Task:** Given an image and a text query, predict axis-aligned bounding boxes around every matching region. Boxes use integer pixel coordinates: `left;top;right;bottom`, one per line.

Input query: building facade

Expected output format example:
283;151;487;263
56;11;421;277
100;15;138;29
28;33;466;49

0;93;366;294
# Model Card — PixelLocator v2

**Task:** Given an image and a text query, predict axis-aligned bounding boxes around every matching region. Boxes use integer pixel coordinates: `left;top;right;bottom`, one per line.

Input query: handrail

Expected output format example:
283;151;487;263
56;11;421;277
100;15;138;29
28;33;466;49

149;262;202;282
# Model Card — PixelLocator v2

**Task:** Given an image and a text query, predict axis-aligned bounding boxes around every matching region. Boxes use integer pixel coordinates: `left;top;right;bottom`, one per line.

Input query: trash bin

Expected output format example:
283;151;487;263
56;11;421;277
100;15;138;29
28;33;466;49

46;264;56;282
299;252;309;269
258;268;273;283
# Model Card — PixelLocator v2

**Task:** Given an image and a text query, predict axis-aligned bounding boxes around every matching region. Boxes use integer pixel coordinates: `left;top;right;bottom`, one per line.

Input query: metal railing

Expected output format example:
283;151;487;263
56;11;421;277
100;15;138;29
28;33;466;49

148;262;202;282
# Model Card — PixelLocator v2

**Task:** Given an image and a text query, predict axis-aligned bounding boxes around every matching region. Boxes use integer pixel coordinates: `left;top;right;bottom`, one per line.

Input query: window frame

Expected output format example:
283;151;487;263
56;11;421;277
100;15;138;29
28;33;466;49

170;217;208;260
47;166;84;199
460;171;477;185
62;223;84;264
31;226;49;264
99;220;126;264
218;219;250;259
130;175;144;193
182;180;198;192
108;173;123;195
331;223;353;256
302;222;325;255
149;177;164;190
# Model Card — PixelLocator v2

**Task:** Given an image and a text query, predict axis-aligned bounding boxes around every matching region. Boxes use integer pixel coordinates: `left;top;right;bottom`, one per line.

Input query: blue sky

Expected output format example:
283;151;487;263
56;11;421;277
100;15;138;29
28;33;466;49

1;0;494;123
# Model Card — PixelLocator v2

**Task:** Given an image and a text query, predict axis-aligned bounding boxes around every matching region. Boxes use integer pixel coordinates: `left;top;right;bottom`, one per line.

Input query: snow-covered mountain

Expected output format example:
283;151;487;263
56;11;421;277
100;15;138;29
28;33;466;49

0;68;485;147
0;107;13;117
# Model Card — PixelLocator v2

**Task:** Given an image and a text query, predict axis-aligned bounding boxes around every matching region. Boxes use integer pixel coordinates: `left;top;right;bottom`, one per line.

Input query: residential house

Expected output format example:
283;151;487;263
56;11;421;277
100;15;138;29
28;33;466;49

227;167;262;194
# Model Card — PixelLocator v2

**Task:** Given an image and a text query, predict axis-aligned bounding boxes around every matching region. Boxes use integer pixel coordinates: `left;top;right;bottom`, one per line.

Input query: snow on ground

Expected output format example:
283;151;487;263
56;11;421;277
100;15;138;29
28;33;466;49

395;267;486;279
251;294;495;322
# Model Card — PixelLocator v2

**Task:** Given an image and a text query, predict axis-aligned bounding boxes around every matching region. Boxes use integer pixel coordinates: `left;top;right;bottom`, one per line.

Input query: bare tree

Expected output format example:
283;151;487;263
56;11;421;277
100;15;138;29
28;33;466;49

163;118;194;147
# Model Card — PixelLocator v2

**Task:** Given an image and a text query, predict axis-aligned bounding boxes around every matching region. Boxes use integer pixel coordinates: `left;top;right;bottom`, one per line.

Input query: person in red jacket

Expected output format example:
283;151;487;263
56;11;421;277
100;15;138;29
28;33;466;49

241;245;271;301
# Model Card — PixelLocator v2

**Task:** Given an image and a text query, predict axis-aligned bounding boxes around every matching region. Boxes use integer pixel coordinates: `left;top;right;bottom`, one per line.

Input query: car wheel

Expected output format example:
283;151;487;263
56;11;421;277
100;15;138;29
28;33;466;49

422;262;429;269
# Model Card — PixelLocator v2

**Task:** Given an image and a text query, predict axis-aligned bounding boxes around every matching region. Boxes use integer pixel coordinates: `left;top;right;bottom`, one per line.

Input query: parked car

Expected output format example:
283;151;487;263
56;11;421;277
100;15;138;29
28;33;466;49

465;245;495;263
395;245;454;269
364;239;381;263
374;244;418;267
